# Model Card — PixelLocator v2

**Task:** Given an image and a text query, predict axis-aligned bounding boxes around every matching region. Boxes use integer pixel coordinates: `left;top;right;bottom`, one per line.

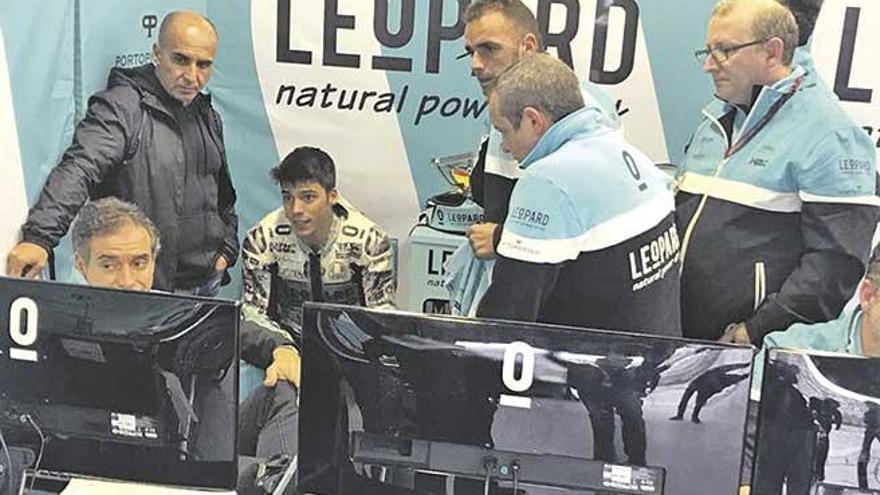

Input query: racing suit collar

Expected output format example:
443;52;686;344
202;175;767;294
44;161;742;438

294;209;343;257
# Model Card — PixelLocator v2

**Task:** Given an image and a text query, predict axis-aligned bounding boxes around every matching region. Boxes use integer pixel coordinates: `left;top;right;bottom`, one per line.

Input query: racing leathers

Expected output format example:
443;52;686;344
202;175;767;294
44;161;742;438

241;201;396;352
236;200;395;476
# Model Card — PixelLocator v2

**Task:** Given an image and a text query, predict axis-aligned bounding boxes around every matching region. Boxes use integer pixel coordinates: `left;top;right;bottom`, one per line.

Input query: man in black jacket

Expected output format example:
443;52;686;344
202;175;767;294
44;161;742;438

5;11;238;294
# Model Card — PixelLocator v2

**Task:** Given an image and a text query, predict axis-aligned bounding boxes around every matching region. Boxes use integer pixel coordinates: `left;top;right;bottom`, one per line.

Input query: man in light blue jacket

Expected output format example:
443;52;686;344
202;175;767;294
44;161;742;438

476;54;681;336
755;245;880;389
677;0;879;345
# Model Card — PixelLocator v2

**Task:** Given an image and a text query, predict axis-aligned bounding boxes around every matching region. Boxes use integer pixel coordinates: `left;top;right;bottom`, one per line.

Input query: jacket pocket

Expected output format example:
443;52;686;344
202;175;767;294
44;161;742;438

753;261;766;311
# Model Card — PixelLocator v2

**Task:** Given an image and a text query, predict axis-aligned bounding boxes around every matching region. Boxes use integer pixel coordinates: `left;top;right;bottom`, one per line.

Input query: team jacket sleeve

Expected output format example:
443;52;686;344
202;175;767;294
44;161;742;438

360;224;396;309
476;254;563;321
476;173;583;321
21;88;138;251
746;128;880;340
240;221;297;367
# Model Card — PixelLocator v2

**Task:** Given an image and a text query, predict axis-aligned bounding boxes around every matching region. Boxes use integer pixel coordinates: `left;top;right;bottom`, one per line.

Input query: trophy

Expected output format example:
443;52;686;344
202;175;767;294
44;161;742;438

420;151;484;235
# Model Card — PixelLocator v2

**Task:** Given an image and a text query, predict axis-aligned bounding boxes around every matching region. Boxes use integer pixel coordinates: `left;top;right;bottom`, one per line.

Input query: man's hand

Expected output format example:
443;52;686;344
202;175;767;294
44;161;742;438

719;322;751;344
467;222;498;260
5;242;49;278
263;346;301;388
214;255;229;272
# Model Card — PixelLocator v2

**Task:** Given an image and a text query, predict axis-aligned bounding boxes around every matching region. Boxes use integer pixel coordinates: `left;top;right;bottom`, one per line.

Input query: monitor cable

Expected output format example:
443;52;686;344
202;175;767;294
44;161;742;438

511;461;520;495
20;415;45;495
482;457;496;495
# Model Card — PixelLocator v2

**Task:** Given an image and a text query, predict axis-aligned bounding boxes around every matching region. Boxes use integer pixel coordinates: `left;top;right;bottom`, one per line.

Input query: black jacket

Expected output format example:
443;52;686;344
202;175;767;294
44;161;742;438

21;64;239;290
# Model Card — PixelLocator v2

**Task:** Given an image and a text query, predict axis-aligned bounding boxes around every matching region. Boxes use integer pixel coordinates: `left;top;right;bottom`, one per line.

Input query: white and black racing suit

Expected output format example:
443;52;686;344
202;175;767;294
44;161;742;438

236;201;395;486
241;201;396;351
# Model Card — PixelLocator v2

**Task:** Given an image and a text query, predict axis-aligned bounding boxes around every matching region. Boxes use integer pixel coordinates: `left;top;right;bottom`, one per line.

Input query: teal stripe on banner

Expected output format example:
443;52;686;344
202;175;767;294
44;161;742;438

637;0;716;165
209;0;283;297
0;1;75;200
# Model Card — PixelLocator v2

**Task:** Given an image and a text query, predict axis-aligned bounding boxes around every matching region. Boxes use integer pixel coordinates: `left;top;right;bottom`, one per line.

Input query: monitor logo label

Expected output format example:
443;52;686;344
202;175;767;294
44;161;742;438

7;296;38;362
501;341;535;409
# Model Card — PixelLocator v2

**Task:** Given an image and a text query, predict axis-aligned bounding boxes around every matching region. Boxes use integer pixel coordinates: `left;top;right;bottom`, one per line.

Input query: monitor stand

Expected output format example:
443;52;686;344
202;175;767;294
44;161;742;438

351;431;665;494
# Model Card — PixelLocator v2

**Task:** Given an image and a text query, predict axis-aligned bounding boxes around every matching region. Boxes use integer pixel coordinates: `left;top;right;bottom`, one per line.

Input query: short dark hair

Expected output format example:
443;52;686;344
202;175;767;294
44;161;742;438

464;0;545;51
73;197;160;262
777;0;823;46
270;146;337;191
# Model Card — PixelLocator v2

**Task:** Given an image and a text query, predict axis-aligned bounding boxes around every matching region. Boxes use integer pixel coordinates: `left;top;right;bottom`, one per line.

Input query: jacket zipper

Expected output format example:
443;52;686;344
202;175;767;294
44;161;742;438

754;262;767;311
679;111;731;271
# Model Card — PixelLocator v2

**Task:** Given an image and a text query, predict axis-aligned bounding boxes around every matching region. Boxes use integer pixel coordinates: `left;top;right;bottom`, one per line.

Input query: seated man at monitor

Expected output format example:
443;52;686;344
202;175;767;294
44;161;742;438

71;197;298;492
748;245;880;492
760;243;880;359
71;197;162;290
239;146;396;463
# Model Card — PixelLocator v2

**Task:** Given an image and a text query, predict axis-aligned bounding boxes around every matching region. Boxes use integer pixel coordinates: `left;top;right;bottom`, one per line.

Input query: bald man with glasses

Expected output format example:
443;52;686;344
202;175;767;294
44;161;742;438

675;0;879;345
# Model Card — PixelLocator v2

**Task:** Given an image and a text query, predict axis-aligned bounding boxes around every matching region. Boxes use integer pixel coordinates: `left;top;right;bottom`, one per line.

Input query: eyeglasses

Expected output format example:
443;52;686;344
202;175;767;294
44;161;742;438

694;38;768;65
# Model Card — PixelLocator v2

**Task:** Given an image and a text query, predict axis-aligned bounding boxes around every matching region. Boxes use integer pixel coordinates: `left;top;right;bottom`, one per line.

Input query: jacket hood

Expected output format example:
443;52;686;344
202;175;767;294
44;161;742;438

107;64;210;110
107;64;166;96
520;103;618;169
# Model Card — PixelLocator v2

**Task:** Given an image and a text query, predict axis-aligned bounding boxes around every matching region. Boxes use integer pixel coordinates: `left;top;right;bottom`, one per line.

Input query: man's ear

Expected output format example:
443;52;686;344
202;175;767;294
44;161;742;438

522;106;550;134
328;188;339;205
74;254;87;279
859;278;877;309
765;37;786;66
521;33;539;55
151;43;161;65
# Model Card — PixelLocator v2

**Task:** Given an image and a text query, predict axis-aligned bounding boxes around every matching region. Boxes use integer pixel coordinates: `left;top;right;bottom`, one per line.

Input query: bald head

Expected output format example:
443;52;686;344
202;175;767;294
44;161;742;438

158;11;218;48
152;11;218;105
712;0;799;65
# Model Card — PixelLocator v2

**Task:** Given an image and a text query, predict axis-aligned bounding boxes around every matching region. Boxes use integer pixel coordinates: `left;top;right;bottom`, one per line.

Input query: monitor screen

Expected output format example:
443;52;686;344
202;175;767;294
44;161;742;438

298;303;754;495
0;276;239;490
754;349;880;495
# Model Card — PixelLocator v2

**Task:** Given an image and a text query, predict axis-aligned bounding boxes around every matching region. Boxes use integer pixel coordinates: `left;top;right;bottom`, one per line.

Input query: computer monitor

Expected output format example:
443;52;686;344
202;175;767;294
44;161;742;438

298;303;754;495
0;276;239;491
753;349;880;495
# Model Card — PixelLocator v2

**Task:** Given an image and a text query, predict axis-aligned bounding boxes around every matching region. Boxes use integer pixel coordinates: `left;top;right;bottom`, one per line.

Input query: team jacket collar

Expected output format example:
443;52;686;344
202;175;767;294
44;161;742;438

848;305;865;355
519;105;616;170
703;64;807;130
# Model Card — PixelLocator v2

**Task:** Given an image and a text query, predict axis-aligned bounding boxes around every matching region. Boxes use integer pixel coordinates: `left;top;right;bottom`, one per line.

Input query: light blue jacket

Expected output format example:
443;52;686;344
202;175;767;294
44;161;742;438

447;82;620;317
676;63;879;342
478;102;681;335
752;300;863;399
